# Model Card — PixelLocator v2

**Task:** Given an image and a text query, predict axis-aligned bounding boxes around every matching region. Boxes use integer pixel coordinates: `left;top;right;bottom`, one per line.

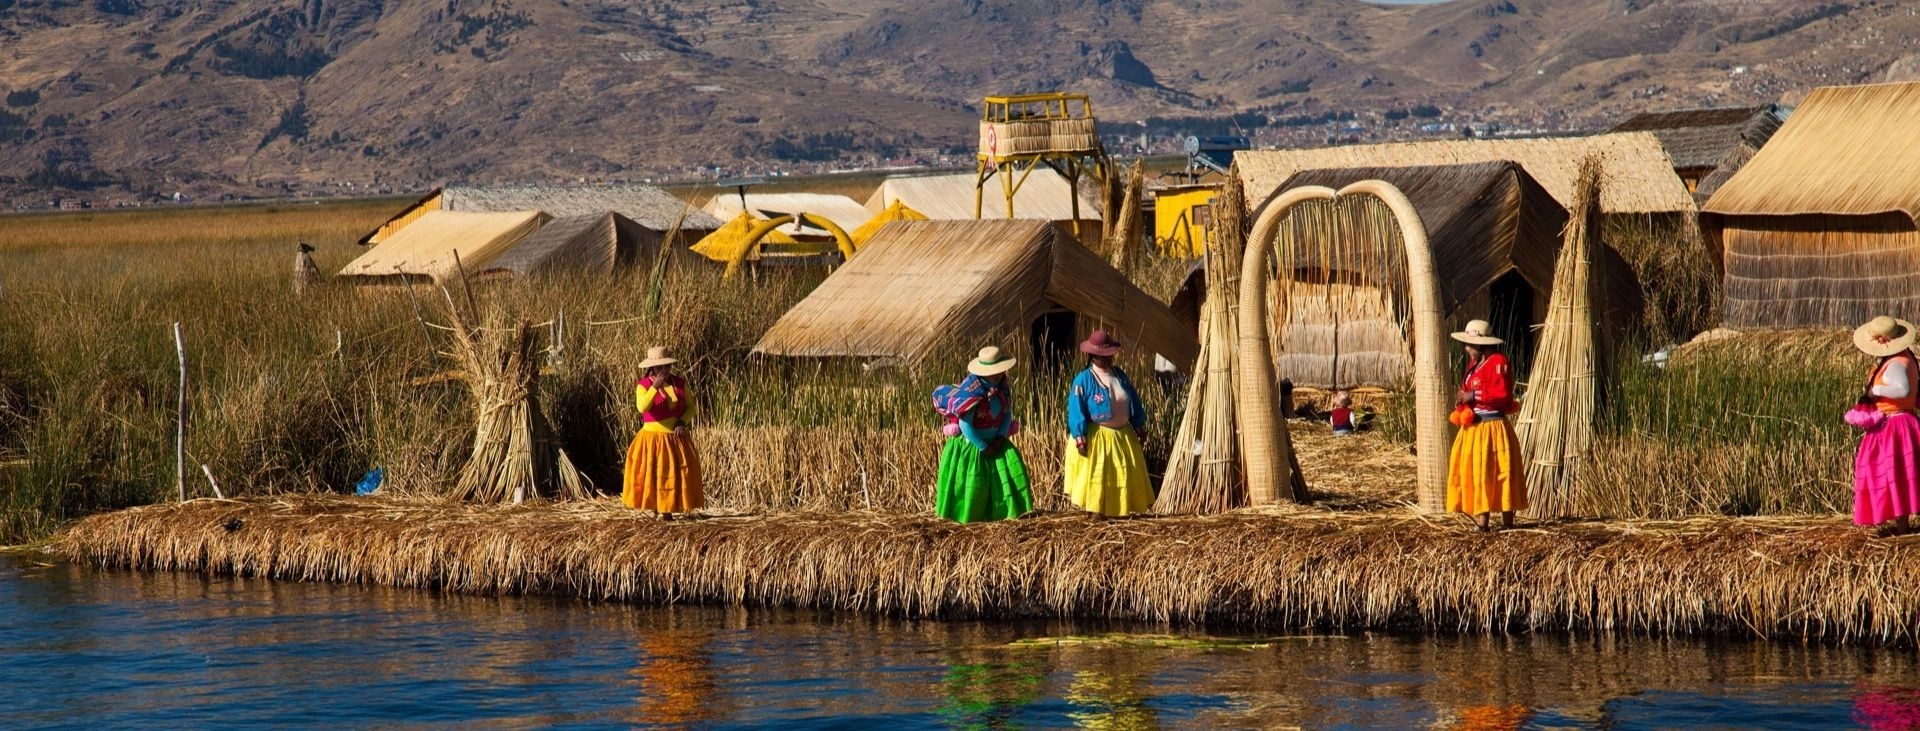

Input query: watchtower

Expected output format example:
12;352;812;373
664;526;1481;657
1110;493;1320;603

975;93;1111;237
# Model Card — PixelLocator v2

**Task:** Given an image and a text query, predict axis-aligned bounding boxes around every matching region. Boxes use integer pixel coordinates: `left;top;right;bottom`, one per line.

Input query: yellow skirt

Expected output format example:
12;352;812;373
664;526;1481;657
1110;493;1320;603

622;429;704;513
1063;426;1153;516
1446;417;1527;515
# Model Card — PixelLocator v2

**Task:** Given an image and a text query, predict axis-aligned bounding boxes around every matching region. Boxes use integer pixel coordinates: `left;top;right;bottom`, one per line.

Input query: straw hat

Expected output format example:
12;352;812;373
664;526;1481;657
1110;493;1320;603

638;346;679;370
1080;330;1125;357
967;346;1017;377
1449;320;1503;346
1854;315;1919;357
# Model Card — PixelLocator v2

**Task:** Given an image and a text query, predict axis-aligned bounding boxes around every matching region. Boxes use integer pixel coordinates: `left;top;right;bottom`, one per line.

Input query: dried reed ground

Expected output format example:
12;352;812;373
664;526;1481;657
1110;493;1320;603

57;490;1920;644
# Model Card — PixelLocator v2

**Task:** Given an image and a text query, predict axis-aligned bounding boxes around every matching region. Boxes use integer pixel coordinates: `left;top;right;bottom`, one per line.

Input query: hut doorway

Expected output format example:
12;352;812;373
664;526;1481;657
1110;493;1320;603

1486;270;1536;381
1030;309;1079;371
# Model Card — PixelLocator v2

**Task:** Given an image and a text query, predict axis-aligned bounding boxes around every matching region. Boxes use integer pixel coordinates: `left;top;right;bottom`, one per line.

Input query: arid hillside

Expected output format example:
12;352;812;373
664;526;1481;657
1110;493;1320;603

1;0;1915;204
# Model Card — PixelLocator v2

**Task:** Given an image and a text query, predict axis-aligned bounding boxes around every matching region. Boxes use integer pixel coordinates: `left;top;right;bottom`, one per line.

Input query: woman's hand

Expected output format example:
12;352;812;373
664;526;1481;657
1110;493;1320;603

1456;389;1472;406
672;425;688;436
1074;437;1088;456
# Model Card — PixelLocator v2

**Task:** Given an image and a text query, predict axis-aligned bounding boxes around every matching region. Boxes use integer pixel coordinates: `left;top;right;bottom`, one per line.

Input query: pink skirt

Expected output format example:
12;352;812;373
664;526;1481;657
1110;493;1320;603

1854;411;1920;525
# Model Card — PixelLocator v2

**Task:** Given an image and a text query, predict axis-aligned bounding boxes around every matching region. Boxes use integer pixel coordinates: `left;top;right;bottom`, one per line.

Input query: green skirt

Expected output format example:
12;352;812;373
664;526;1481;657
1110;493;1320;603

936;437;1033;523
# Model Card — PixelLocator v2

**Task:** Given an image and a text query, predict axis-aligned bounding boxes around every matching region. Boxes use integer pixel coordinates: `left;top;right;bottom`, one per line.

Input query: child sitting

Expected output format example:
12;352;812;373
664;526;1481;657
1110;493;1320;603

1330;391;1356;436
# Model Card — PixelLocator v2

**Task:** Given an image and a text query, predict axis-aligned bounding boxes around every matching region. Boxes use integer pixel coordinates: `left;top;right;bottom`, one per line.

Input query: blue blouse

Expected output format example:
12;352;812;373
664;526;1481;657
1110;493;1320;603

1066;366;1145;440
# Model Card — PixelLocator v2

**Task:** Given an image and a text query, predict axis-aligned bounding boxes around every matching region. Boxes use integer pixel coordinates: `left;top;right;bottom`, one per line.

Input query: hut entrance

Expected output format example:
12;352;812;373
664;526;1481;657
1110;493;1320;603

1486;270;1536;381
1266;197;1414;391
1030;309;1079;370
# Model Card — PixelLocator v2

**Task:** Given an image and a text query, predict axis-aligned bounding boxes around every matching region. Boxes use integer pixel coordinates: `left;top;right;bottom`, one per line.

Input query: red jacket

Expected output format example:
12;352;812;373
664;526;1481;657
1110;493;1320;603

1462;352;1516;415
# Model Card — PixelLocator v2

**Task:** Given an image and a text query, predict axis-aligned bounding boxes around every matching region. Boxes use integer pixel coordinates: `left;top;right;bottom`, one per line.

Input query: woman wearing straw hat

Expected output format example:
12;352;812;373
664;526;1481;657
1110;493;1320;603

1064;330;1153;517
934;346;1033;523
622;347;703;519
1850;316;1920;535
1447;320;1526;532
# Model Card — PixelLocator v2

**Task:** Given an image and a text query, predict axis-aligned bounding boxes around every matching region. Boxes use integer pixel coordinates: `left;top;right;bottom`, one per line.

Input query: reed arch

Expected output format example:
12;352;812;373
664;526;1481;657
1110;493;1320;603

1239;181;1449;511
723;213;858;279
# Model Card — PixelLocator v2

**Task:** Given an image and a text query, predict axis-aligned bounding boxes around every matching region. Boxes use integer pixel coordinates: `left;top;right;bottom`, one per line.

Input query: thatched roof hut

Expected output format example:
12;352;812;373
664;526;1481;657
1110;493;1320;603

1702;82;1920;329
1238;132;1712;341
1247;162;1641;389
753;220;1197;368
703;192;872;238
476;213;678;279
1236;133;1695;215
1609;104;1789;203
359;184;719;246
866;169;1103;222
338;210;549;284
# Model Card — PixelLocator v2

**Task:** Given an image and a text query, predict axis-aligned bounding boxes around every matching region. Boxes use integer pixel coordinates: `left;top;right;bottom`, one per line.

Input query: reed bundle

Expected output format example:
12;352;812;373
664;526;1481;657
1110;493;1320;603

442;295;589;504
1514;158;1606;518
56;495;1920;643
1106;161;1145;272
1158;175;1247;514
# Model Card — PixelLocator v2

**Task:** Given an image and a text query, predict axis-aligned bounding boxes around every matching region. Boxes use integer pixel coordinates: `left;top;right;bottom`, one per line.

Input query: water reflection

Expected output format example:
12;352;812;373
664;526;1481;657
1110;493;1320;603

629;618;720;727
937;661;1043;730
7;556;1920;730
1856;683;1920;730
1447;705;1532;731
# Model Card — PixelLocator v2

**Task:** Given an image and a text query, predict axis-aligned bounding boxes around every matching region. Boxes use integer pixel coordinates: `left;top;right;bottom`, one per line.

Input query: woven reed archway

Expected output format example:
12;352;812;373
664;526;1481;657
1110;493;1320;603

723;213;858;279
1239;181;1449;511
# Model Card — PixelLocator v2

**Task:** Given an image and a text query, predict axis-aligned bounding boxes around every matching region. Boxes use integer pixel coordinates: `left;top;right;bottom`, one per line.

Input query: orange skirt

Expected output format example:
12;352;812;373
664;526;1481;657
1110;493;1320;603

1446;417;1527;515
622;429;703;513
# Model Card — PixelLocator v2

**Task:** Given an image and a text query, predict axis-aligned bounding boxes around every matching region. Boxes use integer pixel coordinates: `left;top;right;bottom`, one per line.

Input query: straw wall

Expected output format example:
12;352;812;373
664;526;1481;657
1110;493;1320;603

1273;275;1409;389
1720;213;1920;329
1267;197;1413;390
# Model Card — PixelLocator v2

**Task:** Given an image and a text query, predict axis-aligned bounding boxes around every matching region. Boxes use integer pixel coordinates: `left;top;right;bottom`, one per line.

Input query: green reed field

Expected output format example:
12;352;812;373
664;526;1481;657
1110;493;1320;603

0;197;1868;544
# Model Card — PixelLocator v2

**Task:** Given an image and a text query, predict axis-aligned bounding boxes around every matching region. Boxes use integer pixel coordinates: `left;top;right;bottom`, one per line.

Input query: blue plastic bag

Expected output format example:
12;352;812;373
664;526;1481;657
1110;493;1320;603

354;467;385;496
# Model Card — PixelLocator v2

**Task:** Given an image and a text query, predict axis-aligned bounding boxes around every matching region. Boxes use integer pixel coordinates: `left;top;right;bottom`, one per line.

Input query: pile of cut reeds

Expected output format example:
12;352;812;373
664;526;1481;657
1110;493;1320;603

56;495;1920;643
1515;157;1606;517
1159;175;1247;514
1106;160;1145;272
441;292;589;504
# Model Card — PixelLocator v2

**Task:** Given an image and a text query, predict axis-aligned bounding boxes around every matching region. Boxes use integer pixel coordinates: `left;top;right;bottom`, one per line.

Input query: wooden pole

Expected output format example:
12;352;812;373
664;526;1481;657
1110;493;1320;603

173;322;186;503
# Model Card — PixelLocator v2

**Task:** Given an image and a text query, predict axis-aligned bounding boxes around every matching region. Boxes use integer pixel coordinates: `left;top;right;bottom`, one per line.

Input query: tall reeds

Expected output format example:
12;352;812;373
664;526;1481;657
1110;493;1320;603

1576;331;1857;518
0;201;1192;541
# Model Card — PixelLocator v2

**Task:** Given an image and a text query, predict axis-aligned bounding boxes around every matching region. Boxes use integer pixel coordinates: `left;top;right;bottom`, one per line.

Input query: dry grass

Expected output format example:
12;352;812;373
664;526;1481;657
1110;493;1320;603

0;199;403;251
56;493;1920;643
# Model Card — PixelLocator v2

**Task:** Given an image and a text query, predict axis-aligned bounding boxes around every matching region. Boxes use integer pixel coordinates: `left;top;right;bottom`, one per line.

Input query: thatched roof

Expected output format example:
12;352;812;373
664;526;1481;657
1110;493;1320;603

477;213;668;279
753;220;1196;367
337;210;548;284
866;169;1103;221
1608;104;1788;172
1704;82;1920;223
440;185;721;231
1254;163;1643;389
1275;162;1567;315
1236;132;1694;215
703;192;872;237
357;184;718;245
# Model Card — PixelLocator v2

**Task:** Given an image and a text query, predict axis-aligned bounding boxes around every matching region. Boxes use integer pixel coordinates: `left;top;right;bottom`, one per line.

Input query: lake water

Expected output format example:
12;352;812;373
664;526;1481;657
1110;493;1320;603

4;554;1919;730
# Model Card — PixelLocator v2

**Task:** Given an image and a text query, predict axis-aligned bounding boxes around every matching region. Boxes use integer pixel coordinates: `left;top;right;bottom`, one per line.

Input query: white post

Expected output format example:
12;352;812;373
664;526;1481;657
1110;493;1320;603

173;322;187;503
200;464;224;499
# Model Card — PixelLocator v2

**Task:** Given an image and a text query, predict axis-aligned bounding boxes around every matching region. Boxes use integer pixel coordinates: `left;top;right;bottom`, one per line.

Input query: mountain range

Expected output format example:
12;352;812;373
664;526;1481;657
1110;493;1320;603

1;0;1915;205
